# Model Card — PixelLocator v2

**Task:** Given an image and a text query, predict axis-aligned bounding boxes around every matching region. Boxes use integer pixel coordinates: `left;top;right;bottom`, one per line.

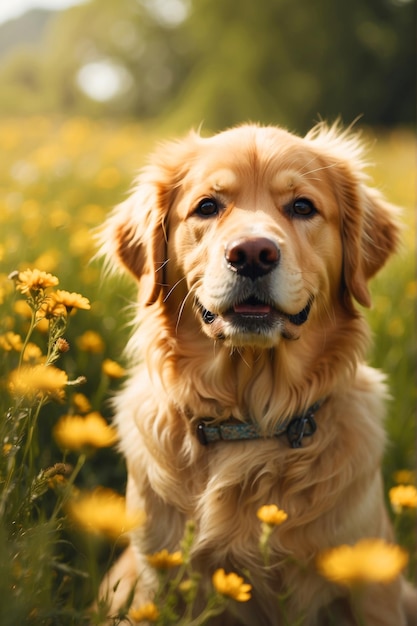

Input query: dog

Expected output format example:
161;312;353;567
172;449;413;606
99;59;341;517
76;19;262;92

99;123;415;625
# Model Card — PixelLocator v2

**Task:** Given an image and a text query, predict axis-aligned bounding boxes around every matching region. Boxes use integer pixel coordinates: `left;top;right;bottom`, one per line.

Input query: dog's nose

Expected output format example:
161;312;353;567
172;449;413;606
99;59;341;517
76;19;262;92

225;237;280;279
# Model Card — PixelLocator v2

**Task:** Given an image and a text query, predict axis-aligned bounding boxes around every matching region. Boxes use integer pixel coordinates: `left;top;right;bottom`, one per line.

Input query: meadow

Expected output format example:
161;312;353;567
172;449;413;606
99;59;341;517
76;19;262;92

0;117;415;625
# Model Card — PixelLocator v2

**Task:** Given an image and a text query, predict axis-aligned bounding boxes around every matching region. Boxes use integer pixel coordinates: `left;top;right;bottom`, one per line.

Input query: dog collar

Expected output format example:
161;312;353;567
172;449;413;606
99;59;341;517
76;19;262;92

196;400;324;449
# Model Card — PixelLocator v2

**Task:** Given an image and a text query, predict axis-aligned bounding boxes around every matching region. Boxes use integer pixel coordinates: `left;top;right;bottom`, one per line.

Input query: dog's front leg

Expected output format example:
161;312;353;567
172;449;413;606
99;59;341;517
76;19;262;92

98;471;187;620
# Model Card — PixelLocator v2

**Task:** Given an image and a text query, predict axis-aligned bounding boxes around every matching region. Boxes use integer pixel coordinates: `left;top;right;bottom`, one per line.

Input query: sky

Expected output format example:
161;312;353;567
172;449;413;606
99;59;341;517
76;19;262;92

0;0;85;24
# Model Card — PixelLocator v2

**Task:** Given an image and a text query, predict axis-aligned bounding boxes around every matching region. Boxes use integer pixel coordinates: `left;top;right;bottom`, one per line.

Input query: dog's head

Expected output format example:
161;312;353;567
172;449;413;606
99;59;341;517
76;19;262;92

101;124;399;349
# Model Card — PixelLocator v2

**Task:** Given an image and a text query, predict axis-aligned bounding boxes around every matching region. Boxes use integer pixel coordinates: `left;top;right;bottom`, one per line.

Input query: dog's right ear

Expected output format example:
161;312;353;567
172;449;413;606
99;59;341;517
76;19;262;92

99;133;198;305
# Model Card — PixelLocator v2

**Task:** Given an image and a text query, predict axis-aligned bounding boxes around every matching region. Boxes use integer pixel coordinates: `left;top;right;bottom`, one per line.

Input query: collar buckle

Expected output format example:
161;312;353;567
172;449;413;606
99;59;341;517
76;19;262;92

286;412;317;448
196;421;209;445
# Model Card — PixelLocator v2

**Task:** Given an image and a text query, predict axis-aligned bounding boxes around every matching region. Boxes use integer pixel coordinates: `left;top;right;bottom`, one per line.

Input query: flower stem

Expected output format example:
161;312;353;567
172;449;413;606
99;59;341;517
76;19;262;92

18;305;38;369
50;452;87;523
21;397;45;477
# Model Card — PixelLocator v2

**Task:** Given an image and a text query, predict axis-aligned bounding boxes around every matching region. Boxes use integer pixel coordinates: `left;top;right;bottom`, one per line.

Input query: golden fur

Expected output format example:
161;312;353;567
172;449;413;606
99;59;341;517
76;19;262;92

99;124;414;625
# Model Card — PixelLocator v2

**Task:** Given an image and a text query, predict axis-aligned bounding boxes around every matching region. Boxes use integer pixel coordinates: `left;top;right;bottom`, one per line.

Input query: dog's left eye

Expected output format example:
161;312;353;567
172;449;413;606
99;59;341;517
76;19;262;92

288;198;317;218
195;198;219;217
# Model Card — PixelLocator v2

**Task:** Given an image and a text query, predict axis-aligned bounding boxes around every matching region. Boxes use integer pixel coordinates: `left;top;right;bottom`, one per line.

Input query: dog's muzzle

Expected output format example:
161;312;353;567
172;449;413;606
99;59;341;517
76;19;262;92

199;235;313;340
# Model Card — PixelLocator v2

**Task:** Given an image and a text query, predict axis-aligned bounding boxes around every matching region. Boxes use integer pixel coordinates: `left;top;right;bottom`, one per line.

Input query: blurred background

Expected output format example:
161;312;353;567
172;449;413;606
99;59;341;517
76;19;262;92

0;0;415;131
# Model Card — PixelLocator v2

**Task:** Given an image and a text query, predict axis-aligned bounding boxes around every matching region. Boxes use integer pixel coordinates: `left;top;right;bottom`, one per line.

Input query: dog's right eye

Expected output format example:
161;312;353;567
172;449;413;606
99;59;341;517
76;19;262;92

195;198;219;217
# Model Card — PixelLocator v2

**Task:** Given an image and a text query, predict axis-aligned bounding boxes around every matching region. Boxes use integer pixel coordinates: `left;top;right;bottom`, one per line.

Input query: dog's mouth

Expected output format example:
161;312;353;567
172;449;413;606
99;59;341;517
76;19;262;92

232;297;273;316
200;296;312;328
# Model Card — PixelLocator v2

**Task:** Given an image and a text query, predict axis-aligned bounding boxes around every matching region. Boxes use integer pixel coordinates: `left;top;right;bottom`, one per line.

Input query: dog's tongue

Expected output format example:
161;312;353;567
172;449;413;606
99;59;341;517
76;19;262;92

234;302;271;314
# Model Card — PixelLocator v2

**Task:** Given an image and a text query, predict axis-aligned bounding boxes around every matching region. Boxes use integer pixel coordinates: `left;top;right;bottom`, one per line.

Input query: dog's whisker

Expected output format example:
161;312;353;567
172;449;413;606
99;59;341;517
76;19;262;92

300;162;338;178
175;288;195;333
231;346;252;369
161;219;169;245
163;276;187;303
155;259;170;273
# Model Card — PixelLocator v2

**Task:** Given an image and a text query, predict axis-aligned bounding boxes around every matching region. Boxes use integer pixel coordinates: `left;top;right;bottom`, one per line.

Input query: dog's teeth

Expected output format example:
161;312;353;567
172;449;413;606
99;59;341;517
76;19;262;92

234;302;271;314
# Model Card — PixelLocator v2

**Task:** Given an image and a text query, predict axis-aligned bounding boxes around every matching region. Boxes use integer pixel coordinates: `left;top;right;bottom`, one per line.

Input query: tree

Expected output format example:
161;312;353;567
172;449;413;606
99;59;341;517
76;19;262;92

168;0;416;131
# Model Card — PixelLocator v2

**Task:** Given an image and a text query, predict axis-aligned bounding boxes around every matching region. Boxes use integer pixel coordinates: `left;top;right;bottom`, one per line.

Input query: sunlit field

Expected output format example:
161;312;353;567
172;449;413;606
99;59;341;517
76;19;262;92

0;117;415;625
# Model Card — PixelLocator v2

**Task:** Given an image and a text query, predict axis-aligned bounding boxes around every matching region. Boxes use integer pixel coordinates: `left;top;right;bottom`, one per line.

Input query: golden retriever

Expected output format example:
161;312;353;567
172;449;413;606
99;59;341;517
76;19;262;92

99;123;414;625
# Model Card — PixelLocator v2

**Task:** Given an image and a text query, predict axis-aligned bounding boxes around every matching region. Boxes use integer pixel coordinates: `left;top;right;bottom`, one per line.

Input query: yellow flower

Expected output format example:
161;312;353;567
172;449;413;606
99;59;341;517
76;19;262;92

317;539;408;587
178;578;195;594
257;504;288;526
146;549;183;569
47;473;66;489
40;290;90;318
405;280;416;299
387;317;404;338
393;470;415;485
129;603;160;623
53;412;118;450
14;299;32;318
36;318;50;334
22;342;43;363
102;358;126;378
72;392;92;414
9;365;68;401
55;338;70;353
34;250;60;272
0;332;23;352
53;290;91;311
95;166;121;189
81;203;106;224
3;443;13;455
38;296;67;319
44;463;70;489
66;488;145;539
77;330;105;353
69;228;93;257
389;485;417;513
12;268;59;294
212;568;252;602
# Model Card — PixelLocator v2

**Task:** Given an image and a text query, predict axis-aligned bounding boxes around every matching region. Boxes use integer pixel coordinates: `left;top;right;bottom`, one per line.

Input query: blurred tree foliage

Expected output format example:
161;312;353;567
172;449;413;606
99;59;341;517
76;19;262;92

0;0;414;131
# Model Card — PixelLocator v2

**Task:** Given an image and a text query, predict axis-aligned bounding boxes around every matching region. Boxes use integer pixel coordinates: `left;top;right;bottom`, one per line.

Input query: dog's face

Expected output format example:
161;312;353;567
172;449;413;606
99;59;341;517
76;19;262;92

103;124;399;349
167;127;344;347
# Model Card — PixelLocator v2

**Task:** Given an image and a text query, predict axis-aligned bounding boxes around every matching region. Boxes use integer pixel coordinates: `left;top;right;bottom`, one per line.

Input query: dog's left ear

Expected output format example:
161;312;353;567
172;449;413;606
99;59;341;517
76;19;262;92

339;172;401;309
307;124;401;309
